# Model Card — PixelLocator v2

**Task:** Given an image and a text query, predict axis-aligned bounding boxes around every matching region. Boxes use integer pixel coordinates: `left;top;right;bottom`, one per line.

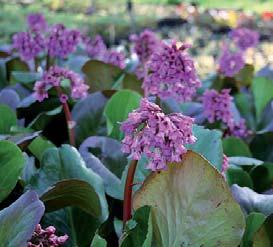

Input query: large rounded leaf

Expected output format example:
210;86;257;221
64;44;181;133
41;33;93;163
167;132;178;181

133;151;245;247
0;140;25;202
0;190;45;247
29;145;108;221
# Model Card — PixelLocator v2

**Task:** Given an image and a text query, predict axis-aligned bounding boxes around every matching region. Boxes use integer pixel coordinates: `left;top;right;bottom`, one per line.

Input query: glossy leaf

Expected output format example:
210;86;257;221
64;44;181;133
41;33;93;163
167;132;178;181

0;140;25;202
104;90;141;140
29;145;108;221
0;104;17;134
223;137;252;157
41;179;101;217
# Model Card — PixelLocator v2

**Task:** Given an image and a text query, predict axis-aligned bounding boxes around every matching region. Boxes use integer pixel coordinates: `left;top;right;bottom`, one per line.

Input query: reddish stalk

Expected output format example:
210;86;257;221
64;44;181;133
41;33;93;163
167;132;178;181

123;159;138;229
55;86;76;146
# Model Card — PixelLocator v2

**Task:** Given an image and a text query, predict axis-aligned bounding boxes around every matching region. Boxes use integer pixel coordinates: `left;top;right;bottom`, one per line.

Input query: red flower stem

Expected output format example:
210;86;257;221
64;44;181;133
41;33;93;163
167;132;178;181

55;86;76;146
123;159;138;229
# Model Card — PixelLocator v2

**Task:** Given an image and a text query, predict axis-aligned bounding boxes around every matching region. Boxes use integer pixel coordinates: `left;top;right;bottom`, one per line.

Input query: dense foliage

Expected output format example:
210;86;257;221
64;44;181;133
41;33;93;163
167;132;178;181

0;11;273;247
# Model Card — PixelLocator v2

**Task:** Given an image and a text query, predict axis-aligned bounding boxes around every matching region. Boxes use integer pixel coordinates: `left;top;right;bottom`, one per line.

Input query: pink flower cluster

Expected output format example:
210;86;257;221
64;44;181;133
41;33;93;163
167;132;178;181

34;66;89;102
218;28;259;77
230;28;259;51
130;29;159;63
12;32;46;61
219;48;245;77
12;14;81;61
143;42;201;102
121;98;196;171
202;89;233;124
83;35;126;69
27;13;48;33
47;24;81;58
28;224;68;247
227;119;251;138
83;35;107;58
202;89;250;138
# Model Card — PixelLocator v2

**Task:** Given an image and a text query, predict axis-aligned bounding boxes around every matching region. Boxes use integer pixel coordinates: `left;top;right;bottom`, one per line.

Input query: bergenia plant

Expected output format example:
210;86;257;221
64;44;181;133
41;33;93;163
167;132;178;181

0;10;273;247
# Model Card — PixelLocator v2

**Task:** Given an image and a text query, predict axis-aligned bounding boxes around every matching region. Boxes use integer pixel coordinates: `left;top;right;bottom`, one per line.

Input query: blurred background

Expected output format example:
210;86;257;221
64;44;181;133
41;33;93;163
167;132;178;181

1;0;272;78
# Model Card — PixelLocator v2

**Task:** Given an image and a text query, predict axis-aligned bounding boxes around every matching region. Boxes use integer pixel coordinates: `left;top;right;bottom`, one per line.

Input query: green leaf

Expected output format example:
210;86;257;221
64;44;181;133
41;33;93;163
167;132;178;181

28;105;63;130
11;71;41;84
228;157;263;167
241;212;266;247
79;136;127;199
72;92;108;145
29;145;108;221
0;104;17;134
231;185;273;216
28;145;109;246
253;214;273;247
0;140;25;202
82;60;123;92
252;77;273;120
134;151;245;246
223;137;252;157
41;179;101;217
91;233;107;247
28;136;55;162
104;90;141;140
120;206;152;247
226;167;253;188
235;64;254;87
186;125;223;171
0;191;45;247
82;60;143;94
6;57;29;83
249;163;273;193
250;133;273;162
235;93;256;130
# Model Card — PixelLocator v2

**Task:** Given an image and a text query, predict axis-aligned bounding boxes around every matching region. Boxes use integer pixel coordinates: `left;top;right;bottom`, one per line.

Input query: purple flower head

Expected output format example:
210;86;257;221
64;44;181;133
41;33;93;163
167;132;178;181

47;24;81;58
130;29;159;63
12;32;46;61
103;50;126;69
83;35;107;58
120;98;196;171
143;41;201;102
219;48;245;77
227;118;251;138
28;224;68;247
202;89;233;125
33;66;89;102
230;28;259;51
27;13;48;33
